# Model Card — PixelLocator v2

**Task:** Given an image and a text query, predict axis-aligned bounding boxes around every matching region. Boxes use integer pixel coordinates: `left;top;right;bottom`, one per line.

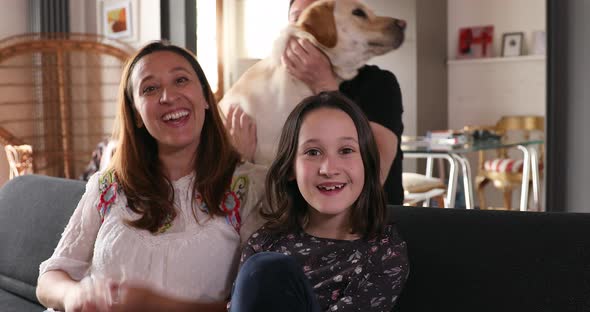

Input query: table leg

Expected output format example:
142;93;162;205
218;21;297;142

451;154;474;209
517;145;531;211
529;147;541;211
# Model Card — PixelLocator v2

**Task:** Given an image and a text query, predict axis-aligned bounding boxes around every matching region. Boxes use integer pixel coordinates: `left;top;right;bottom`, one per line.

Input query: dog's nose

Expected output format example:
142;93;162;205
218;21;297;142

395;19;407;30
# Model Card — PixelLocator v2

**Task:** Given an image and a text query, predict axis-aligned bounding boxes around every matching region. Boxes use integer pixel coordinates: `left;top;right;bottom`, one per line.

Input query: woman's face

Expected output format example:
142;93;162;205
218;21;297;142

293;107;365;225
130;51;207;155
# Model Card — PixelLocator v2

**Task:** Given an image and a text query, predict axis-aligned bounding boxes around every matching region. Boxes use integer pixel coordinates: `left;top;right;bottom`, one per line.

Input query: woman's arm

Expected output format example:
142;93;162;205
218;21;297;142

38;272;228;312
37;174;104;310
37;270;118;312
36;270;80;311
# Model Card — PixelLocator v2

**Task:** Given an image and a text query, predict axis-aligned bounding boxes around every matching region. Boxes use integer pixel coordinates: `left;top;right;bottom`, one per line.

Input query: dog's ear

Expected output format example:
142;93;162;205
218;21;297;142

298;1;337;48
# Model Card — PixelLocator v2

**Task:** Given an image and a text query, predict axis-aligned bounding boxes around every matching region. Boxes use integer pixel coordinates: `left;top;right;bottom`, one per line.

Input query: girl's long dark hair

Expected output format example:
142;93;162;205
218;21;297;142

263;91;387;238
110;41;241;233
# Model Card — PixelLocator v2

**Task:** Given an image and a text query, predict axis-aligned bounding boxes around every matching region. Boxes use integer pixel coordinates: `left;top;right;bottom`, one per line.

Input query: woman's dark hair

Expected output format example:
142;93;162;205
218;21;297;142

110;41;241;233
264;91;387;238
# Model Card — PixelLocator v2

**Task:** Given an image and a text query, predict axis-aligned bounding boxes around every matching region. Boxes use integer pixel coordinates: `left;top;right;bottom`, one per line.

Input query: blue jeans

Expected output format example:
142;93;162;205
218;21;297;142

230;252;321;312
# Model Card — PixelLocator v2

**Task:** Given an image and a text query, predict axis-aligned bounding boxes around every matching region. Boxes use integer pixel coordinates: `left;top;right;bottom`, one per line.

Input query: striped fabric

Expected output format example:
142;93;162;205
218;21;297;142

484;158;524;173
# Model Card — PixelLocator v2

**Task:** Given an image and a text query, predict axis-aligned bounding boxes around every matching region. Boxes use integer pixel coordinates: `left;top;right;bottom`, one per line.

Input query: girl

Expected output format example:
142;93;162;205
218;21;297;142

36;42;266;312
230;91;409;312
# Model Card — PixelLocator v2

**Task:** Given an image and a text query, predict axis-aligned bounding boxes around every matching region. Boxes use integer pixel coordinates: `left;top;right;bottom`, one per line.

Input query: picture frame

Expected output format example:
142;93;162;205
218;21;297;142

97;0;139;42
457;25;494;59
501;32;524;57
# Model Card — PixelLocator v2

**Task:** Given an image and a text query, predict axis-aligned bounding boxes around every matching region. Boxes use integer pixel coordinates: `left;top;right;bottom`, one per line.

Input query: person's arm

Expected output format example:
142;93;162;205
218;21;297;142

328;227;409;312
282;38;339;94
371;122;398;184
344;67;404;187
37;271;88;312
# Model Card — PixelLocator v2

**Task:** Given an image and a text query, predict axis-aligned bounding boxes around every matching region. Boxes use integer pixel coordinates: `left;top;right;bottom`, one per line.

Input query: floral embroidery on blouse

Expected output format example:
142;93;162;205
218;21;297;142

197;175;249;233
97;170;119;222
96;172;250;234
96;170;173;233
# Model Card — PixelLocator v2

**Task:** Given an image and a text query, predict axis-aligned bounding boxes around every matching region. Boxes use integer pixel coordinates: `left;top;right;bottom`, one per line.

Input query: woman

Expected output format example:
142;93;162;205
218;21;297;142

36;41;266;311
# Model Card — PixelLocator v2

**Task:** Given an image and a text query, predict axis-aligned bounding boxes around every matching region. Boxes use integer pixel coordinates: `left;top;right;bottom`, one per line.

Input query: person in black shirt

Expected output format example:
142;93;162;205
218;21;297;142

285;0;405;204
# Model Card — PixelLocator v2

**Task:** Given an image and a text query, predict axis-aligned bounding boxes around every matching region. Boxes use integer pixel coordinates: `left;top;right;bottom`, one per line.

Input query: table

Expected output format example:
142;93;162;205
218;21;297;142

401;138;543;210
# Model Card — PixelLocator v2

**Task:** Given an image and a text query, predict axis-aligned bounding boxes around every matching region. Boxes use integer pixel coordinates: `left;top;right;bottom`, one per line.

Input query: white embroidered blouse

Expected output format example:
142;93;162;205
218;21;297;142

39;162;267;302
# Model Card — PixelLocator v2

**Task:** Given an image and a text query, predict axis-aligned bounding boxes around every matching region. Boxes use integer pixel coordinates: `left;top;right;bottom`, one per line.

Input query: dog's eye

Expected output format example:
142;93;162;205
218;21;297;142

352;8;367;18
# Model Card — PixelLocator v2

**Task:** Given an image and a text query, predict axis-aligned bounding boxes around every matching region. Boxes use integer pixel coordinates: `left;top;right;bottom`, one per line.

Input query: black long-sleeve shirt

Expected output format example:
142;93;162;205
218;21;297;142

241;224;409;312
340;65;405;205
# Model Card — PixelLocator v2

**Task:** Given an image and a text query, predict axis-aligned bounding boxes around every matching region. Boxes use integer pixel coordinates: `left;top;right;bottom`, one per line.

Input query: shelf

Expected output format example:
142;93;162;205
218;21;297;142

447;55;546;65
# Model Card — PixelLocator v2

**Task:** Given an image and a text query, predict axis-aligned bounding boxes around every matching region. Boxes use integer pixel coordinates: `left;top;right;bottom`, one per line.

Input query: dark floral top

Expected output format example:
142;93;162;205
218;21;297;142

240;224;409;311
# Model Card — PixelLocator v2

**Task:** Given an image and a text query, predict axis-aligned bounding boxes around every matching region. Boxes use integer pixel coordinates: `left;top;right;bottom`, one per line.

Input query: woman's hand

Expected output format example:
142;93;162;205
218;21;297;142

62;276;118;312
282;38;339;94
225;105;257;163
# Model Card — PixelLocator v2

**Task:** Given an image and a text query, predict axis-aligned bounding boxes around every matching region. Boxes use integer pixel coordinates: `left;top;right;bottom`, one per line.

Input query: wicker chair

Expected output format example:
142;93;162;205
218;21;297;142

0;33;133;180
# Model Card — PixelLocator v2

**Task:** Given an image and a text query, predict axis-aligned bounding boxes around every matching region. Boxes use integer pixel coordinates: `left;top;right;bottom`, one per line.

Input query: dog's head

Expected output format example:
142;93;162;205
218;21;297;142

295;0;405;79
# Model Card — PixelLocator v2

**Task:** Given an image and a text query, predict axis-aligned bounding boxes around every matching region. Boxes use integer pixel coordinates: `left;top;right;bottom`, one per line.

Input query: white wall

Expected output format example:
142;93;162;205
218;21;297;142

0;1;29;187
448;0;546;129
367;0;417;137
448;0;546;59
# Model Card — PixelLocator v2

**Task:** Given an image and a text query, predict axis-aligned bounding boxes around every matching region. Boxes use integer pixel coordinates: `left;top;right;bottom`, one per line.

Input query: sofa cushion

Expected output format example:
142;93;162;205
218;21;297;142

387;205;590;312
0;288;42;312
0;175;85;303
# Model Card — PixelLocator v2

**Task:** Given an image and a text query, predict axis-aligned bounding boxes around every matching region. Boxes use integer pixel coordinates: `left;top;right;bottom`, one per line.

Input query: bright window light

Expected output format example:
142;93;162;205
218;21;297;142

243;0;288;59
196;0;218;93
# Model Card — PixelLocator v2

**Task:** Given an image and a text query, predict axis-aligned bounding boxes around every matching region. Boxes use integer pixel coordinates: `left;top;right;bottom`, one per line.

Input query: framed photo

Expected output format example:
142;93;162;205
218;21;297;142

457;25;494;59
501;32;524;57
97;0;139;42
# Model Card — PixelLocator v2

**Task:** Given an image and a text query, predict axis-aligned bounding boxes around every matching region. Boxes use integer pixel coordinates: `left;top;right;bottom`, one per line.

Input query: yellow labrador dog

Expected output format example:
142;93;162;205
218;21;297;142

219;0;405;165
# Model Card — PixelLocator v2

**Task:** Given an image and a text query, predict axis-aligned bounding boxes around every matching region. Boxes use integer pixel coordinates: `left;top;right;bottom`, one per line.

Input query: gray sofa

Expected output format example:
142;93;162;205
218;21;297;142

1;174;589;312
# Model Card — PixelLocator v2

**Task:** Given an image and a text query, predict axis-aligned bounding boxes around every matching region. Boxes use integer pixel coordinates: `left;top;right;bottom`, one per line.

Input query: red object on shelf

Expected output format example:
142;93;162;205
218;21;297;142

457;25;494;59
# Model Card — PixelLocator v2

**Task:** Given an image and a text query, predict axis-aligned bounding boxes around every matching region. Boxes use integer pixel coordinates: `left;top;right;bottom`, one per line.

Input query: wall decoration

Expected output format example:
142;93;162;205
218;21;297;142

97;0;139;42
501;32;524;57
457;25;494;59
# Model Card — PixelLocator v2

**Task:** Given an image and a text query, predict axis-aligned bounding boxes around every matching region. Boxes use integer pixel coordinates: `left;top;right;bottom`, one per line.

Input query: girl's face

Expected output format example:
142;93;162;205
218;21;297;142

294;107;365;225
130;51;207;155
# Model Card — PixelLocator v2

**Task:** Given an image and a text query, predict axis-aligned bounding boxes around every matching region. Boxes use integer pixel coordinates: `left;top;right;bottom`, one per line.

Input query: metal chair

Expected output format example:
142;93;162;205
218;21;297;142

403;172;446;207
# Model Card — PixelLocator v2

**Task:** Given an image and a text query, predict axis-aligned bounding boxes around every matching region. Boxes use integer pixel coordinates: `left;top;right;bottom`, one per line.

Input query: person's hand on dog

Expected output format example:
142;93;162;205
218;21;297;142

225;105;257;163
282;38;339;94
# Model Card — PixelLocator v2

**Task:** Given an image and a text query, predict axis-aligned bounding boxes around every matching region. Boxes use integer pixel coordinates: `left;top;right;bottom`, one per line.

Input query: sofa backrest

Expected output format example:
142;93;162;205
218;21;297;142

0;175;85;303
388;205;590;312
